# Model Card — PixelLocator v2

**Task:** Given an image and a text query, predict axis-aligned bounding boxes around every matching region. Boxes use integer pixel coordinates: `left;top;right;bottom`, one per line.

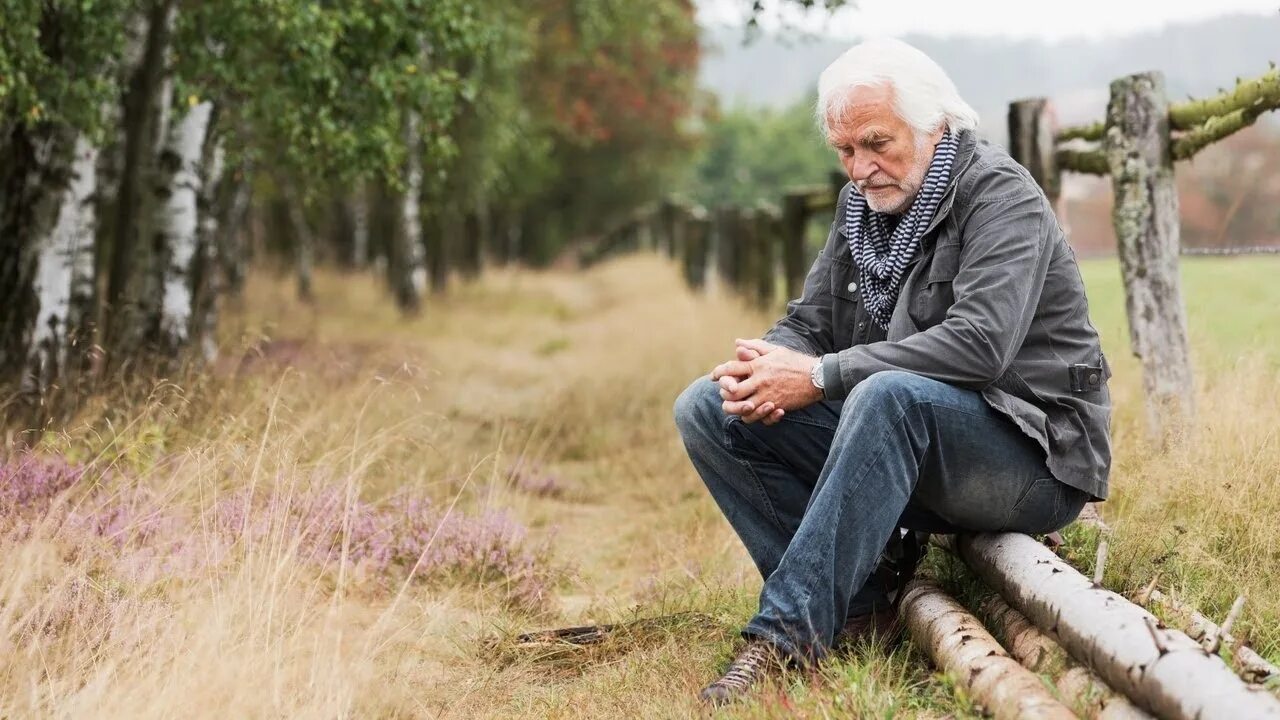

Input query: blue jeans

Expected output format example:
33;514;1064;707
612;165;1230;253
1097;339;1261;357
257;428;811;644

673;370;1087;664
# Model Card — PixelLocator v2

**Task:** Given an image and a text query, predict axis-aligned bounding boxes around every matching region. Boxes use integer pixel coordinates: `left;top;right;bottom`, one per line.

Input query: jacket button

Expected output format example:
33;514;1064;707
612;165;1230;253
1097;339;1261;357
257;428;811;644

847;281;858;292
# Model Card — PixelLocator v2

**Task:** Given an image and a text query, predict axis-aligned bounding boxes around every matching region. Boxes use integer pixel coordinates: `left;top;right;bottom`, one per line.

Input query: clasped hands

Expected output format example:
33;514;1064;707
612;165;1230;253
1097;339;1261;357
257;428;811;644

709;338;823;426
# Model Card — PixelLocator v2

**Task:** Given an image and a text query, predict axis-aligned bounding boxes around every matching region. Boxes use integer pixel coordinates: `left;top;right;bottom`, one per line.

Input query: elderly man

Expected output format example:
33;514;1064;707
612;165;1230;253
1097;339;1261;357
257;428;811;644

673;38;1112;704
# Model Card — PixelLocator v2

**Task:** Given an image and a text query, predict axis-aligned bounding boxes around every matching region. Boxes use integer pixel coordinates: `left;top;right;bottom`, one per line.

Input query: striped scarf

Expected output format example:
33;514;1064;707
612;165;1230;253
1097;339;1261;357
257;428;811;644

845;131;959;330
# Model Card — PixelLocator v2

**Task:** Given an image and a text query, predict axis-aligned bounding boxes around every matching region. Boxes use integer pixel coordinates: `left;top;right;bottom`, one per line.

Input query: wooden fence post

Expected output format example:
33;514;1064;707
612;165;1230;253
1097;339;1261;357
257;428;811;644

713;205;741;293
682;205;710;290
753;204;781;308
781;192;809;301
1105;71;1194;440
1007;98;1060;203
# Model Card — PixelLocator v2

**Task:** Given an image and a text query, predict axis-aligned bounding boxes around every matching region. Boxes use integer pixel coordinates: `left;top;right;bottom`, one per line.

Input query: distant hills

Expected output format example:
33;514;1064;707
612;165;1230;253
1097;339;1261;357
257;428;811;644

699;13;1280;143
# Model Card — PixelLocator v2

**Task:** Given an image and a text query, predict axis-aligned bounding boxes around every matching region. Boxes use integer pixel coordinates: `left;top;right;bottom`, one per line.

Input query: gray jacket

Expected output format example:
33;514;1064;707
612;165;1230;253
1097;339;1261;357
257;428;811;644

763;130;1112;500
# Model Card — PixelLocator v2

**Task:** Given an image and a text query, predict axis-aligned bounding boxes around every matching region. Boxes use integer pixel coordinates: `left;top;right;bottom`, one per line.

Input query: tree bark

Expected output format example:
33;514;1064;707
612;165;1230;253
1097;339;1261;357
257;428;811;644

1105;72;1195;441
1008;98;1061;203
900;580;1077;719
977;593;1154;719
1141;589;1279;685
105;0;177;362
387;111;426;312
350;181;369;269
0;121;77;395
28;134;100;393
285;186;314;304
955;533;1280;719
190;133;225;363
153;100;214;355
217;159;252;298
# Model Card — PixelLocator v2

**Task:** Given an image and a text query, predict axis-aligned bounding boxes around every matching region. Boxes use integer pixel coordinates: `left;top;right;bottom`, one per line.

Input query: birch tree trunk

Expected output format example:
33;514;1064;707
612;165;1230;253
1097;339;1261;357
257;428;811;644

350;181;369;269
1105;72;1195;441
387;111;426;313
0;122;77;395
106;0;177;361
285;187;314;303
217;159;252;297
955;533;1280;719
190;135;225;363
28;135;100;391
151;101;214;356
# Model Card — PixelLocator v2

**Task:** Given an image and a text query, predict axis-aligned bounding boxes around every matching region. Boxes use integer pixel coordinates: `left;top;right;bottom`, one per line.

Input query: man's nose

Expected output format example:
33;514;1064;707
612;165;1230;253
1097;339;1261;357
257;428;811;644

845;154;879;182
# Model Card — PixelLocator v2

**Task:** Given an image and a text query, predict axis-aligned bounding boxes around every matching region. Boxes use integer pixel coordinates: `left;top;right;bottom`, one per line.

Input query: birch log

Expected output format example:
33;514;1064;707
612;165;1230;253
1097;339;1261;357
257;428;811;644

1142;589;1279;685
900;580;1078;719
153;100;213;354
956;533;1280;719
1104;72;1194;441
978;594;1153;720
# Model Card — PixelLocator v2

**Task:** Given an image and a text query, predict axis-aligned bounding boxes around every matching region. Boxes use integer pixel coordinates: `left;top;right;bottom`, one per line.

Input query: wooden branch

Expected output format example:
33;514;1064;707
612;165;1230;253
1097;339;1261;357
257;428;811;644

900;580;1077;719
1143;588;1278;685
1168;66;1280;130
979;593;1154;720
1056;121;1105;143
955;533;1280;719
1056;148;1109;175
1172;102;1278;160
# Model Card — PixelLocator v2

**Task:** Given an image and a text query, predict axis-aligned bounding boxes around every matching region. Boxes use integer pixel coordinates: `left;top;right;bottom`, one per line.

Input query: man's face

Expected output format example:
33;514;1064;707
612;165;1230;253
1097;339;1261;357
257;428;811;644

826;84;941;215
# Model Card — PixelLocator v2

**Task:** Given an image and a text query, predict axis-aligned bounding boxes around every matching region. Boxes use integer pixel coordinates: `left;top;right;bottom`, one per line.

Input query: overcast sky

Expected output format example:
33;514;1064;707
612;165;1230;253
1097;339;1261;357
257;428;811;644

697;0;1280;41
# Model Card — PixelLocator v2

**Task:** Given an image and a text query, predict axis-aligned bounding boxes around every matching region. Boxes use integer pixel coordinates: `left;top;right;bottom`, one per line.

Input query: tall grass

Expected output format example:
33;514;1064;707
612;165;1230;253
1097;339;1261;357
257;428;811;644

1;254;1277;717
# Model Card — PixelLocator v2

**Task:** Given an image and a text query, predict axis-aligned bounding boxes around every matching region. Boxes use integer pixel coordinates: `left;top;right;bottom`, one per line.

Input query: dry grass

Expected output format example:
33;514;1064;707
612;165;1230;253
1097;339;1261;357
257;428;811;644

2;253;1278;717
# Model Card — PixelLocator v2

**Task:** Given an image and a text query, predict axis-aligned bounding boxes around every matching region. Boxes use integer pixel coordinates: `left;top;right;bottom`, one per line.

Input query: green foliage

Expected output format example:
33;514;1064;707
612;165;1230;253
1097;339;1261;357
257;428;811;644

0;0;130;139
681;93;840;207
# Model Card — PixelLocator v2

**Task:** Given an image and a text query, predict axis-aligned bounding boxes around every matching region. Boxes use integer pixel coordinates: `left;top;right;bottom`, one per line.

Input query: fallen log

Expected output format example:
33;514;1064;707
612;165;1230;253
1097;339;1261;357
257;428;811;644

978;593;1153;720
900;579;1078;719
955;533;1280;719
1139;588;1279;685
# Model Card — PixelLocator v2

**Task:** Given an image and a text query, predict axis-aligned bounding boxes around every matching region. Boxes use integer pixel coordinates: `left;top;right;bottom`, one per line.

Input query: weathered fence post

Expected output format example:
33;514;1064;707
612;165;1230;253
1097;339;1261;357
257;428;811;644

781;192;809;301
1007;98;1060;203
1105;71;1194;440
712;205;741;294
681;205;711;290
753;204;781;308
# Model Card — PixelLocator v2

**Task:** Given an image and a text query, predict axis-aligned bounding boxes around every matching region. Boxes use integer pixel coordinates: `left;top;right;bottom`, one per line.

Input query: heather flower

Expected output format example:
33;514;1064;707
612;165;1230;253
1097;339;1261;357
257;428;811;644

0;453;89;516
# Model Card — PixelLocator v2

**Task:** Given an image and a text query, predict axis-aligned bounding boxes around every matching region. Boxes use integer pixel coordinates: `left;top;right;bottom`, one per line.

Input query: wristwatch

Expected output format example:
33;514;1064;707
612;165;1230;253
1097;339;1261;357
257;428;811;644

810;358;825;393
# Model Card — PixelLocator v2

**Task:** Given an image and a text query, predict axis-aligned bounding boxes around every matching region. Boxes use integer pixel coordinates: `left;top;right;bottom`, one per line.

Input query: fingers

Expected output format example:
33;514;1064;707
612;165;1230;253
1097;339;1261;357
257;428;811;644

741;400;776;424
736;345;761;361
722;398;756;416
711;359;752;381
718;374;759;401
735;337;780;356
761;408;786;426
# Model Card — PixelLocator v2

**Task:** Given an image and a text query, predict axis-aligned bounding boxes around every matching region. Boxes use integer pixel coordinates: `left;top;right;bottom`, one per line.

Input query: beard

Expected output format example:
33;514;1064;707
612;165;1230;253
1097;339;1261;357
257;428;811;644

857;159;929;214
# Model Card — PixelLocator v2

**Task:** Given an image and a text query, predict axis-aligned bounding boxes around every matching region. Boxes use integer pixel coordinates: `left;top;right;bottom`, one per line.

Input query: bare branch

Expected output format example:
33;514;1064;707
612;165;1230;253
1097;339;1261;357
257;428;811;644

1055;121;1104;143
1168;66;1280;130
1056;147;1108;175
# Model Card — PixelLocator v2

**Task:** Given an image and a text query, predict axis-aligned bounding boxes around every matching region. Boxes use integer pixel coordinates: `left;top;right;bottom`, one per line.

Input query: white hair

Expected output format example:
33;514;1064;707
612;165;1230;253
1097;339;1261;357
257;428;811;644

816;38;979;141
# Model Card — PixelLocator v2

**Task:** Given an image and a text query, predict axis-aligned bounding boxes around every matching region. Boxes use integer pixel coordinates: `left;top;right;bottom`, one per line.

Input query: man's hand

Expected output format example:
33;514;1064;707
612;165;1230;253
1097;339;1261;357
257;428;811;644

710;338;823;426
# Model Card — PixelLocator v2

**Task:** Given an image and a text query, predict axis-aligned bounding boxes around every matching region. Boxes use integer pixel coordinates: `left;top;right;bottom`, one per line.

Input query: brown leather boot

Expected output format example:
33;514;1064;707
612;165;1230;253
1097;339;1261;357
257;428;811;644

698;638;789;706
833;607;904;653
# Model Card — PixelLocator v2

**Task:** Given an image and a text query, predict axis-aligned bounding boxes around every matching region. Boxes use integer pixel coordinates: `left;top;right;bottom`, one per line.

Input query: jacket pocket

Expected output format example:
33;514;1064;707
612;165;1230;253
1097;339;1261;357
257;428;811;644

907;242;961;328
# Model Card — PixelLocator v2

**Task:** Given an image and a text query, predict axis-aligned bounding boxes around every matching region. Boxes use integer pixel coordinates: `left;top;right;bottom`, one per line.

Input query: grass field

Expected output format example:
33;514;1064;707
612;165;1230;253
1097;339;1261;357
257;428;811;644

3;253;1279;718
